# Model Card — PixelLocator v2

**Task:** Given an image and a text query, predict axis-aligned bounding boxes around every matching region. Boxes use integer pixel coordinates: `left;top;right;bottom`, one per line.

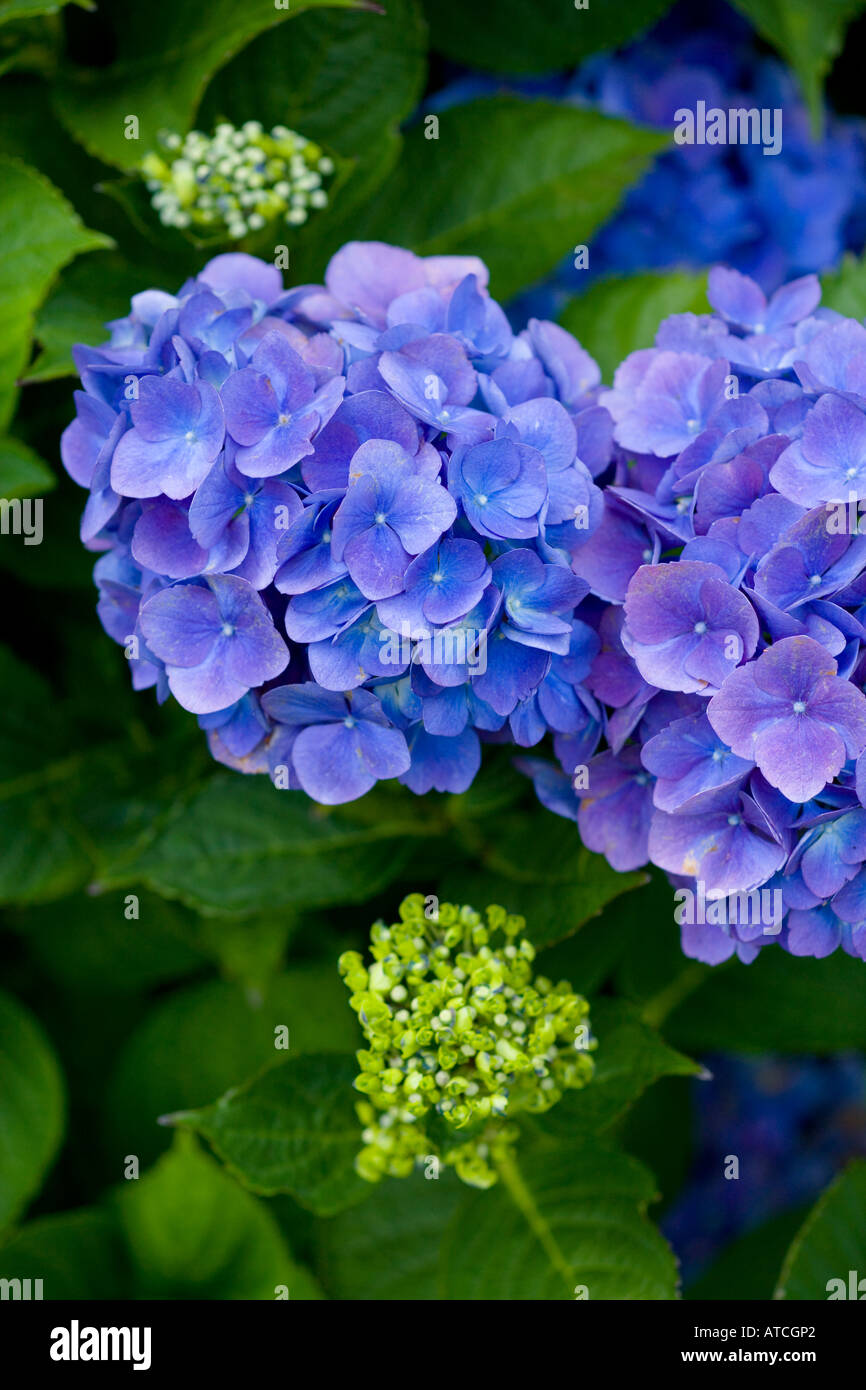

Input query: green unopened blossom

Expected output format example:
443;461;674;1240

339;894;596;1189
141;120;333;239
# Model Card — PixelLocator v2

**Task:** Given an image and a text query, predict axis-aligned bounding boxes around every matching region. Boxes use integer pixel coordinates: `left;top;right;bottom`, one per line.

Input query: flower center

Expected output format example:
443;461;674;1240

278;413;290;425
343;715;356;729
693;620;707;634
792;700;807;714
221;622;235;637
727;814;741;826
374;512;387;525
431;572;444;583
184;430;196;443
808;573;822;586
475;494;488;507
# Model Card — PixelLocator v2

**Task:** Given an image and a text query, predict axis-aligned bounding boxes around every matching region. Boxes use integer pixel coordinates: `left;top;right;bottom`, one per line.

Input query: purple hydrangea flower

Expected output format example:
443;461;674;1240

707;636;866;802
447;434;547;539
330;440;457;600
64;243;866;965
221;331;343;477
770;394;866;506
64;244;604;807
111;376;224;500
139;574;289;713
623;560;759;693
261;684;410;804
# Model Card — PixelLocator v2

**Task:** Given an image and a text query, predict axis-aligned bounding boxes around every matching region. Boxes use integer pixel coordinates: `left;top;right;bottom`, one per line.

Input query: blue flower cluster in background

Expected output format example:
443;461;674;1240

62;245;606;806
664;1053;866;1286
430;0;866;318
523;265;866;966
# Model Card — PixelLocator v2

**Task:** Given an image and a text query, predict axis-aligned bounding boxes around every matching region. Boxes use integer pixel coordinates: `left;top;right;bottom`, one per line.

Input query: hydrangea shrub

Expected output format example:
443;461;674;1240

62;241;866;970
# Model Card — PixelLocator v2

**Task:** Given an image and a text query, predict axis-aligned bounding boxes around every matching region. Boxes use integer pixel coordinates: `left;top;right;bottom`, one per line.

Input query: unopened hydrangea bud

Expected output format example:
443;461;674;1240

141;121;332;238
339;893;596;1188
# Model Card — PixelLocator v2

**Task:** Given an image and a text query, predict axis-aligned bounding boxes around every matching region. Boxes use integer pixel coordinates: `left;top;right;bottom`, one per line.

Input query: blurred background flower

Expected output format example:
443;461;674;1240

428;1;866;320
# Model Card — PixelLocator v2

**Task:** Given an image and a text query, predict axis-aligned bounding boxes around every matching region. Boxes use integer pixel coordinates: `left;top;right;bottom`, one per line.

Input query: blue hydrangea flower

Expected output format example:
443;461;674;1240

435;5;866;317
139;574;289;713
261;684;410;804
622;559;759;693
65;241;866;968
707;636;866;802
516;259;866;966
111;376;224;500
447;434;547;539
64;243;605;807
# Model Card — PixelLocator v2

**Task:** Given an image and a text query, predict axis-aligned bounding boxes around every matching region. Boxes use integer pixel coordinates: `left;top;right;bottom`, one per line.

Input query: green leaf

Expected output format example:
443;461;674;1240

6;889;208;994
270;131;402;287
0;987;65;1231
559;270;709;382
443;809;648;948
345;97;667;301
820;252;866;318
620;1075;695;1212
0;0;90;21
179;910;296;991
0;1209;129;1299
441;1142;678;1300
0;799;89;904
775;1162;866;1299
730;0;866;127
0;644;211;908
0;434;54;498
421;0;675;74
54;0;370;170
0;646;106;905
315;1168;465;1299
0;157;110;429
531;1000;702;1140
200;0;426;159
685;1207;807;1301
665;947;866;1054
25;253;147;383
105;969;360;1168
108;773;426;914
115;1133;322;1298
171;1052;368;1216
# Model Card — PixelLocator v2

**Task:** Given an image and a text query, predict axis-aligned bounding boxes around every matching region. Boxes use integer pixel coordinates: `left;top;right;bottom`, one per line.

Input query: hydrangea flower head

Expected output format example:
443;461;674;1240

338;894;594;1188
142;121;333;238
63;241;605;803
522;261;866;967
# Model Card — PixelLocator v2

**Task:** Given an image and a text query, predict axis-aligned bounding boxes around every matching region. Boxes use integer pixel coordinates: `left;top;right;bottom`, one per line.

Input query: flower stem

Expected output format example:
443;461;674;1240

495;1150;574;1290
641;960;713;1030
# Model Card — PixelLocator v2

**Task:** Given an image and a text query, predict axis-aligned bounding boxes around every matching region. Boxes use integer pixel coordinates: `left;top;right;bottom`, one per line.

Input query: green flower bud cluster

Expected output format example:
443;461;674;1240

141;120;334;239
339;894;595;1189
